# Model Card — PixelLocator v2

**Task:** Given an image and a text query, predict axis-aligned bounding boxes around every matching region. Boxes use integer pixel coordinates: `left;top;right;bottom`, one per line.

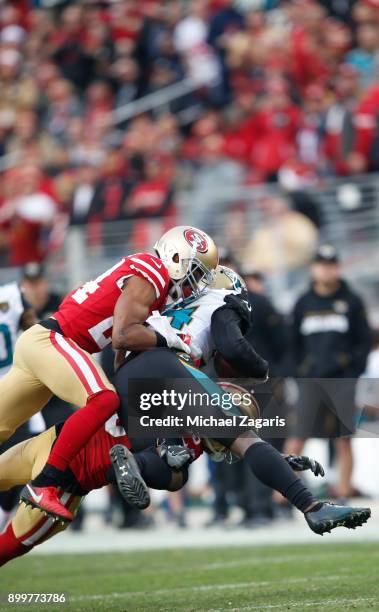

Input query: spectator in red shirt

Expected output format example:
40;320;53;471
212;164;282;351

0;165;59;265
349;80;379;173
249;78;301;180
124;153;177;251
87;148;132;225
286;1;330;92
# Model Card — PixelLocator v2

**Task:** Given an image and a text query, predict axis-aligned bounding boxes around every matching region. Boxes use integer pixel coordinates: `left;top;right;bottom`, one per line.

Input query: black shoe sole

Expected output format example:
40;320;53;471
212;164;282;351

19;487;71;525
307;508;371;535
110;445;150;510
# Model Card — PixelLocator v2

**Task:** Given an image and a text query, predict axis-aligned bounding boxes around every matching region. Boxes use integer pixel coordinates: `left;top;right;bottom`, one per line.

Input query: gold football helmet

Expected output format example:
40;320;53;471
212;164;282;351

202;381;260;463
154;225;219;301
208;265;246;293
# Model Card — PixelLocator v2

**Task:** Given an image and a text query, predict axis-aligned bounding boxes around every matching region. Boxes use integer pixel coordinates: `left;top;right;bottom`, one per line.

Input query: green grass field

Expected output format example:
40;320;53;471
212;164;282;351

1;542;379;611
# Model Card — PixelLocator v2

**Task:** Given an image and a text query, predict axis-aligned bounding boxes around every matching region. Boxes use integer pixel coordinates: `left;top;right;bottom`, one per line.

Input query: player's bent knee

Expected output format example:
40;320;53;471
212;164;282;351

0;425;15;444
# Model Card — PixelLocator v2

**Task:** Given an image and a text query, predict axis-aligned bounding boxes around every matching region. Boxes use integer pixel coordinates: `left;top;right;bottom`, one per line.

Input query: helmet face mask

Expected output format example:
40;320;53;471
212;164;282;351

175;256;216;301
154;226;218;303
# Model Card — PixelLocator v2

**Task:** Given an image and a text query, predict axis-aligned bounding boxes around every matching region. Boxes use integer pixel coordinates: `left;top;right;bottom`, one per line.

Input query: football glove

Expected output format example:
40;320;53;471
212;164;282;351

285;454;325;477
147;311;191;354
160;443;195;470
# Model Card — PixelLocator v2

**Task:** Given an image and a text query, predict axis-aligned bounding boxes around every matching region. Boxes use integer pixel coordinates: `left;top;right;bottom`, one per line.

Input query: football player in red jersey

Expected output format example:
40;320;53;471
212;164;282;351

0;414;172;567
0;226;218;523
0;406;327;567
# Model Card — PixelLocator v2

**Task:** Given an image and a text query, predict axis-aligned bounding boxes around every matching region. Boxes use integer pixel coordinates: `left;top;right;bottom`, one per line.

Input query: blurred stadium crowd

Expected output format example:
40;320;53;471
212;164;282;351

0;0;379;265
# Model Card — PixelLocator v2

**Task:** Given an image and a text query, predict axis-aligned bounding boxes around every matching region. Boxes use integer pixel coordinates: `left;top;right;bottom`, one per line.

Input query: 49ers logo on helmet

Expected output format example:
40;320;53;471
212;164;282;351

184;228;208;253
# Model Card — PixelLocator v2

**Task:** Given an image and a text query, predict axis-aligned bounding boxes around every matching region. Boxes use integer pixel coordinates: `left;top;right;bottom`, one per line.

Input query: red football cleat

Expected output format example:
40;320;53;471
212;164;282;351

20;484;73;523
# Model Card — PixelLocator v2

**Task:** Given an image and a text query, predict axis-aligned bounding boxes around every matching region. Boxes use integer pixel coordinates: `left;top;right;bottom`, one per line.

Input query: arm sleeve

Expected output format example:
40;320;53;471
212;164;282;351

211;305;269;379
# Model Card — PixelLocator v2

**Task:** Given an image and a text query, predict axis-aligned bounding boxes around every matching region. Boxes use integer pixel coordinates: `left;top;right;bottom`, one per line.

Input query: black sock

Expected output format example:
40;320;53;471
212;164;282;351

134;449;174;490
32;464;68;488
244;442;317;513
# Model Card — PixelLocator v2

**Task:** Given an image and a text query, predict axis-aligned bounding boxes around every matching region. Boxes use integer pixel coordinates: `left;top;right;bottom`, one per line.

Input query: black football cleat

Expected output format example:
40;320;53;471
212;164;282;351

110;444;150;510
20;484;73;523
305;501;371;535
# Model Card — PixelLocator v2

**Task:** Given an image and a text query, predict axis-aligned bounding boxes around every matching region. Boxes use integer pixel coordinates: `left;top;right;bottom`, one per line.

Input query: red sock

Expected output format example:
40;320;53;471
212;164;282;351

0;523;30;567
47;390;119;471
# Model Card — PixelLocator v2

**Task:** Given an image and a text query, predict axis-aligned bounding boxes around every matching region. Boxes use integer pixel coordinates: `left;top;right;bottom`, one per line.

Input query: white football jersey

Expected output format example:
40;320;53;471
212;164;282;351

162;288;238;363
0;282;24;376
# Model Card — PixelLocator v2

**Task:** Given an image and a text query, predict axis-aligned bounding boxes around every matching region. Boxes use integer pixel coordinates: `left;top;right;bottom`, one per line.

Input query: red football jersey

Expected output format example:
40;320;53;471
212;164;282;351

69;424;204;493
55;252;170;353
69;415;131;491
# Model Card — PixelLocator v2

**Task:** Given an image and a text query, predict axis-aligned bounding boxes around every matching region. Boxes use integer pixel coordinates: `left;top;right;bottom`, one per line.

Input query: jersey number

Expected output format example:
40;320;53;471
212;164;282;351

164;307;197;330
71;259;127;349
0;323;13;368
72;259;126;305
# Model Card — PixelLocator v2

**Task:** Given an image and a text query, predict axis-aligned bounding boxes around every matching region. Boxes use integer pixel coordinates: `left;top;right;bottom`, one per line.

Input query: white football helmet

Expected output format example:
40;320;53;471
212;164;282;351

208;265;246;293
154;225;219;302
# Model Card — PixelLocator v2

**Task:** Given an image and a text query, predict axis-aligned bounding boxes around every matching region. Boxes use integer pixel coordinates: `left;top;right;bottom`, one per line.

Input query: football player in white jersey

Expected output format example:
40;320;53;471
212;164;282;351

0;282;37;530
112;266;370;536
0;282;36;377
148;264;268;378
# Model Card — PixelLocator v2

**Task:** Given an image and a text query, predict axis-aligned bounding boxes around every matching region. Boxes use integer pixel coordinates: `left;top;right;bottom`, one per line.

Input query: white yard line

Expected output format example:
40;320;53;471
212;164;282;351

69;574;361;603
216;598;378;611
200;549;379;570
